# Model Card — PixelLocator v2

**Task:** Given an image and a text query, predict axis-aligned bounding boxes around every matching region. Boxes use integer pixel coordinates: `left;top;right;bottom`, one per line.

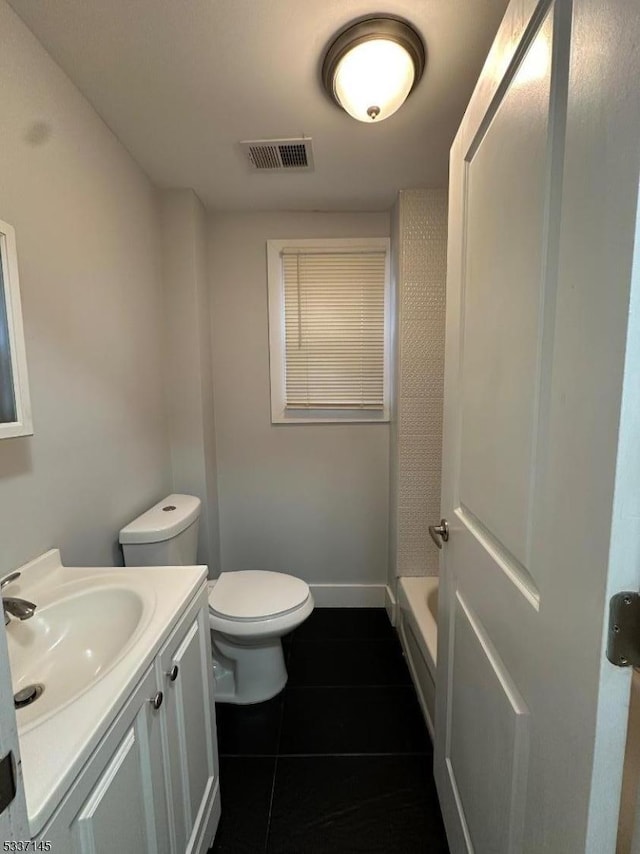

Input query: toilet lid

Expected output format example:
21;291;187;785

208;571;310;620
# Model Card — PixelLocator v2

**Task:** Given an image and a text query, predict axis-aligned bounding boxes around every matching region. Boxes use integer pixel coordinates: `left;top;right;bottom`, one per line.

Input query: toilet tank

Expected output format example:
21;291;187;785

119;494;201;566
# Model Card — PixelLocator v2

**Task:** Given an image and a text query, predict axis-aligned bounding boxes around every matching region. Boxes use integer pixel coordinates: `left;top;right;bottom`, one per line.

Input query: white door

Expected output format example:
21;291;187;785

159;608;217;854
70;666;170;854
0;614;29;842
434;0;640;852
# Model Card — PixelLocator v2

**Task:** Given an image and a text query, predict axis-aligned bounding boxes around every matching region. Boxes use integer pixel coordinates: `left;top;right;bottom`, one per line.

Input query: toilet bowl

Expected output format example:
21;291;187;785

208;570;314;704
119;494;314;705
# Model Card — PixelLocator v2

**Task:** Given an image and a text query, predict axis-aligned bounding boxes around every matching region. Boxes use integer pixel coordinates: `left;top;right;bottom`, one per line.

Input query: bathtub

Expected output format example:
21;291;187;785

397;576;438;737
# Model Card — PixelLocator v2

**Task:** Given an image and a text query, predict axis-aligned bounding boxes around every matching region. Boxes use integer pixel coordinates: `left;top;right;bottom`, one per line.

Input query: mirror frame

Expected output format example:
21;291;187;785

0;219;32;439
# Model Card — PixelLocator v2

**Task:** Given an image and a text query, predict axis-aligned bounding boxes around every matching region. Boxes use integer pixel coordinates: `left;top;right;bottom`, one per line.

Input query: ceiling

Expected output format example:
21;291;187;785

8;0;508;212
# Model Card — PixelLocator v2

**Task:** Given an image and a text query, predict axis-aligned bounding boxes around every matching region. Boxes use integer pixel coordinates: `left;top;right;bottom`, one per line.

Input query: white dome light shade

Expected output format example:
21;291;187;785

322;17;426;124
334;39;415;122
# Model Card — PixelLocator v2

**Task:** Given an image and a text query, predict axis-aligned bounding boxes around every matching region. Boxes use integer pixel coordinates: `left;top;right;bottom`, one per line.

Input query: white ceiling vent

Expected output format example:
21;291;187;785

240;138;314;172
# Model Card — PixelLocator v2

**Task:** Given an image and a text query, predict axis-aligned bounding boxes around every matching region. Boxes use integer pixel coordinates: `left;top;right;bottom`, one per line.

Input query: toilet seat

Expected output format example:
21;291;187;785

208;570;311;622
207;570;315;702
208;571;313;640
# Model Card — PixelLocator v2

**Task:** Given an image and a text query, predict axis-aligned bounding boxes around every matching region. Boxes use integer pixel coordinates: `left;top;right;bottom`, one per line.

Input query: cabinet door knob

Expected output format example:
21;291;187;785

168;665;179;682
150;691;163;711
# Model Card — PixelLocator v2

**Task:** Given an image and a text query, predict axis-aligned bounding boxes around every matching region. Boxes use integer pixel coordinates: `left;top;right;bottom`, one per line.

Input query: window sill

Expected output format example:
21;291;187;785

272;408;390;425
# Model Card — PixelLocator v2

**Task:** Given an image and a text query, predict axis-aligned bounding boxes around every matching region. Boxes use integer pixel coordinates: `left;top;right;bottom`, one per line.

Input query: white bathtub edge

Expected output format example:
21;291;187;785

397;576;439;739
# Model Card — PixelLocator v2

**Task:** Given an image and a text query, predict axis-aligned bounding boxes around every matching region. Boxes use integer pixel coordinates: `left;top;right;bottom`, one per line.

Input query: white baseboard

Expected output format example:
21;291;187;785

385;584;398;626
309;584;386;607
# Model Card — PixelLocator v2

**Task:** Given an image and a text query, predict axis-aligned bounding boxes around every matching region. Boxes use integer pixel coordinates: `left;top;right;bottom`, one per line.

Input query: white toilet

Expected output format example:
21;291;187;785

119;494;314;704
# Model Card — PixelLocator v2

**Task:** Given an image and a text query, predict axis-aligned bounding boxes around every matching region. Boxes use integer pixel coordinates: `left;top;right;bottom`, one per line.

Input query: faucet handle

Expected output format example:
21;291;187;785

0;572;20;590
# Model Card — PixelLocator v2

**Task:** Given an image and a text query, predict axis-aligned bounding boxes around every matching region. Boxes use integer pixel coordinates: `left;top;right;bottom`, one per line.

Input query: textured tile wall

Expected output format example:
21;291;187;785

389;189;448;581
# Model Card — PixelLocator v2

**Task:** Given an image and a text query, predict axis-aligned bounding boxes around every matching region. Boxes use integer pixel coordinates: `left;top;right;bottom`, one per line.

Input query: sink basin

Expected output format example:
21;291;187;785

7;586;148;731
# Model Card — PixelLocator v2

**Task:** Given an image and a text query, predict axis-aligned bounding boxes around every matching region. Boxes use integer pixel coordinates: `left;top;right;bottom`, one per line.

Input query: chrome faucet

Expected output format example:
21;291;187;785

1;572;36;625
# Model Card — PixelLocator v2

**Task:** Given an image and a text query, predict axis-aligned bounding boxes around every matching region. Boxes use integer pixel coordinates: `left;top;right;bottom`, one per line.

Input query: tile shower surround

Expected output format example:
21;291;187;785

210;608;449;854
390;189;448;579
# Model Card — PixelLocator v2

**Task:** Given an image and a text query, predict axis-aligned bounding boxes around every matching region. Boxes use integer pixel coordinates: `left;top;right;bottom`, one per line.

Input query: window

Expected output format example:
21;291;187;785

0;219;32;439
267;238;391;423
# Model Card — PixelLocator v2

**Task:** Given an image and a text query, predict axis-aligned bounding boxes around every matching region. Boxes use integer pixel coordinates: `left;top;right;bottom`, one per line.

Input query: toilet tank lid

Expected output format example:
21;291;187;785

119;494;201;545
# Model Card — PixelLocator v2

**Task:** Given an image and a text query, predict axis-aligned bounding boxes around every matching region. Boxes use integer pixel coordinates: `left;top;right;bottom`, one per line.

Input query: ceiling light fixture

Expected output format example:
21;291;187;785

322;16;426;123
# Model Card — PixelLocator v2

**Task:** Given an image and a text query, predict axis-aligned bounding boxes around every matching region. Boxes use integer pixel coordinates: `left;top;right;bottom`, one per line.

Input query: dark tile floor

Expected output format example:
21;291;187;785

210;608;449;854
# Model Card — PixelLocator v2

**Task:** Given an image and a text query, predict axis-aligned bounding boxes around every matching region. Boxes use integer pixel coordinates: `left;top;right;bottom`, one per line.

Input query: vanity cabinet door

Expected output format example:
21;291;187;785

159;605;218;854
70;666;170;854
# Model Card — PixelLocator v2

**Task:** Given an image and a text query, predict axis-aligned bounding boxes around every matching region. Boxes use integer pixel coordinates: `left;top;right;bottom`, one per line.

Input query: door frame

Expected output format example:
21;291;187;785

0;612;29;840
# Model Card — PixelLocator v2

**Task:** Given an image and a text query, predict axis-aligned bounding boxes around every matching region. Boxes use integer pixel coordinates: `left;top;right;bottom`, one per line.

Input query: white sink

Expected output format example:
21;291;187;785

7;586;149;731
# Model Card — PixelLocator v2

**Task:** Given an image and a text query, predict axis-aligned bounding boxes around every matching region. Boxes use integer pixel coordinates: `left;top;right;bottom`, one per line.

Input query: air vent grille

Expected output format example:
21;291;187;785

240;138;314;171
279;144;307;168
249;145;281;170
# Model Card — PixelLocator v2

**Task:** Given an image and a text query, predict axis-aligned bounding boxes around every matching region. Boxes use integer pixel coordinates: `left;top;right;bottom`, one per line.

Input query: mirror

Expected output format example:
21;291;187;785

0;219;32;438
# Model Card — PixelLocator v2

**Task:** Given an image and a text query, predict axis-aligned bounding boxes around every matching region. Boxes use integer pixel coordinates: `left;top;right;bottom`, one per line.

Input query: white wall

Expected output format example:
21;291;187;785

159;189;220;573
0;0;171;570
208;211;390;587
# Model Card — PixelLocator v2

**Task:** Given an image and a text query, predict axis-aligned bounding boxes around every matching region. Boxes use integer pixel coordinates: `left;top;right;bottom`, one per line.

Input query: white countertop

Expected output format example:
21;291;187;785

6;549;207;836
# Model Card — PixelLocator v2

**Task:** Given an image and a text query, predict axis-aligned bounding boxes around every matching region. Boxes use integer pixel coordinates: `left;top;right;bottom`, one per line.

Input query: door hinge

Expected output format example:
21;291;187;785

0;751;16;814
607;592;640;667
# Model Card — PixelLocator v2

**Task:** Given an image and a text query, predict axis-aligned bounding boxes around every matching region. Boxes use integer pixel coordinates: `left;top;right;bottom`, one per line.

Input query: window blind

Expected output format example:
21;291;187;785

282;250;386;410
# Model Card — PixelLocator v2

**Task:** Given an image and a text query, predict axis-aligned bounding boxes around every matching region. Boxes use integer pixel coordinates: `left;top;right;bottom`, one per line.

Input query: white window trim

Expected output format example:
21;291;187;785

0;219;32;439
267;237;391;424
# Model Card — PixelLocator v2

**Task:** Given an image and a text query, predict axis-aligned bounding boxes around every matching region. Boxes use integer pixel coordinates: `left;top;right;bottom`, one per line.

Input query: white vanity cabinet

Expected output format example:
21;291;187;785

36;587;220;854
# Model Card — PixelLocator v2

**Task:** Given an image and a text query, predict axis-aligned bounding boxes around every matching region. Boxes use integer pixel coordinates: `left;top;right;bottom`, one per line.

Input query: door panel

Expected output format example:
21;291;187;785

161;608;217;853
435;0;640;851
71;667;169;854
174;619;211;830
140;680;172;854
448;593;530;854
73;730;149;853
460;10;553;578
